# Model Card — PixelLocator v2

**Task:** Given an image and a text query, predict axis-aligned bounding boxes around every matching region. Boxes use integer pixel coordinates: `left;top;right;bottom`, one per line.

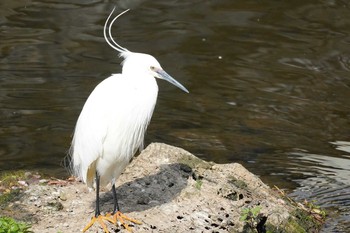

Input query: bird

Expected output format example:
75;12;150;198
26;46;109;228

69;7;189;233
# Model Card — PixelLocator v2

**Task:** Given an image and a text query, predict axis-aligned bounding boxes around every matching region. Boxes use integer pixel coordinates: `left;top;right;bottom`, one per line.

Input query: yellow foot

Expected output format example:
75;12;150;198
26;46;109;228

83;214;114;233
106;211;142;232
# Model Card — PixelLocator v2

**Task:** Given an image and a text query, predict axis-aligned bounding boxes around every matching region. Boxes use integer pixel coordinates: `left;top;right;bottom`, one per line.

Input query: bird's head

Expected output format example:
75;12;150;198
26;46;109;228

121;52;189;93
104;8;188;93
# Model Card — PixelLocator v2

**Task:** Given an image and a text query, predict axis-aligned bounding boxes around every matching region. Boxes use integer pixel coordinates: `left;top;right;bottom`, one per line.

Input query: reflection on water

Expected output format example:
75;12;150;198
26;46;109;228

331;140;350;154
289;149;350;232
1;0;350;231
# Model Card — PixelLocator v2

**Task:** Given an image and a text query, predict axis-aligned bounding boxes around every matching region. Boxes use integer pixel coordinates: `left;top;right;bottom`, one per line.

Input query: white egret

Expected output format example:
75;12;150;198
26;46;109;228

69;7;188;233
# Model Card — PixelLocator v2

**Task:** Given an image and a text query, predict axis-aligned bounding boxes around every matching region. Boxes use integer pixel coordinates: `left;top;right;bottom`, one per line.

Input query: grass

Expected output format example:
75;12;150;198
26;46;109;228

194;179;203;190
240;206;262;229
0;171;53;233
274;185;326;232
0;216;33;233
0;171;27;188
0;171;27;207
0;189;21;208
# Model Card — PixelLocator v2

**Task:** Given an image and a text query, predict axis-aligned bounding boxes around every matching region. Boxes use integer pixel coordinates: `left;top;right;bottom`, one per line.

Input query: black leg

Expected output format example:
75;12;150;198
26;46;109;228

95;172;101;217
112;184;120;214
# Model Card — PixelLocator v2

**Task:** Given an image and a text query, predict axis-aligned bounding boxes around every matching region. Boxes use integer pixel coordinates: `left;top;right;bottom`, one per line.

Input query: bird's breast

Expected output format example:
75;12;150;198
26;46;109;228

100;75;158;160
95;75;158;184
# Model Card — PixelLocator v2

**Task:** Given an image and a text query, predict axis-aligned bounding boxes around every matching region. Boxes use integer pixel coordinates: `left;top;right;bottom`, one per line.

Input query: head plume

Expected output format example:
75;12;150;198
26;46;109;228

103;7;131;58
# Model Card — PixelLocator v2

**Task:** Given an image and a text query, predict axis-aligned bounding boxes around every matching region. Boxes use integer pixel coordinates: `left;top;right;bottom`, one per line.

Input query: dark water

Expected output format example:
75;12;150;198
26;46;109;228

1;0;350;231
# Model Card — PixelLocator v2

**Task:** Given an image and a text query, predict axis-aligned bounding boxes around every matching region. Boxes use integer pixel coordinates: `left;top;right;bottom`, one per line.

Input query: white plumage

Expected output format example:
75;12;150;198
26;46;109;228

71;52;159;188
69;8;188;232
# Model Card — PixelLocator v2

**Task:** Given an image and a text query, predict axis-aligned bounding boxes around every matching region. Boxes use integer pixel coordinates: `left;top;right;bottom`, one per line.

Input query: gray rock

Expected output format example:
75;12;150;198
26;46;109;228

8;143;321;232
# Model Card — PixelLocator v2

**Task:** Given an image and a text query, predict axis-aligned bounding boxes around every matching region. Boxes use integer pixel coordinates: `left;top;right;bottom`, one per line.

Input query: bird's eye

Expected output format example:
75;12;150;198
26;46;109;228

150;66;155;70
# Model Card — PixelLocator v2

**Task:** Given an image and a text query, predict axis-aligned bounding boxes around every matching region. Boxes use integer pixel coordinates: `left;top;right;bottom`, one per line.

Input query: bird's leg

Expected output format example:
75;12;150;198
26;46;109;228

112;183;120;213
107;184;142;232
83;173;113;233
95;173;101;217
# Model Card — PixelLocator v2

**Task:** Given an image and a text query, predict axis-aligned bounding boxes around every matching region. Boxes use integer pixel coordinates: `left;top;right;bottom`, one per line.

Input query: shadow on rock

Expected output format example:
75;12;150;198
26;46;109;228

97;163;192;213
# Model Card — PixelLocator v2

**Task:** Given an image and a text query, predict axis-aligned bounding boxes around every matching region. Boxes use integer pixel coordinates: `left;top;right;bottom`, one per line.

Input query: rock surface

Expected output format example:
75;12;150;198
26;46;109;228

2;143;319;232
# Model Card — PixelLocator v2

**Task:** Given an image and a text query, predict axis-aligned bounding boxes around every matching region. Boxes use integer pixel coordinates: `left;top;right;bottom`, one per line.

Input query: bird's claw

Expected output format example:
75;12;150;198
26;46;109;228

82;212;141;232
82;214;114;233
106;211;142;232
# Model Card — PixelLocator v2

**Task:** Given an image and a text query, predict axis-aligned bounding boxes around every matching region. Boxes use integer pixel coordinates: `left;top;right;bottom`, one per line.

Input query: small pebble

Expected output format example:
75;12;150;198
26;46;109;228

18;180;28;186
59;193;67;201
24;172;32;178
